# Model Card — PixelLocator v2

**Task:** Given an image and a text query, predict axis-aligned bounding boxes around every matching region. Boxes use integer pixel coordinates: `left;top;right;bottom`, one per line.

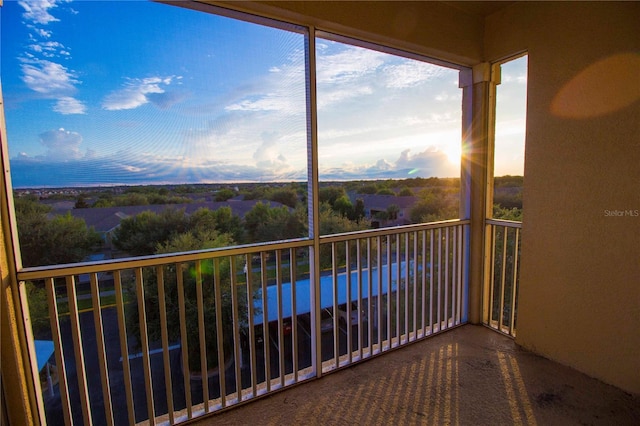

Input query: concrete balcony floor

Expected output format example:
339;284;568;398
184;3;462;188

191;325;639;425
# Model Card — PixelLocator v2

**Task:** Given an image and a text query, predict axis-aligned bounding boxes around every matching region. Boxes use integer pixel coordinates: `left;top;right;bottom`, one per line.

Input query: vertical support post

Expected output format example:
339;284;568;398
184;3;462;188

305;26;322;378
459;63;498;324
0;82;40;426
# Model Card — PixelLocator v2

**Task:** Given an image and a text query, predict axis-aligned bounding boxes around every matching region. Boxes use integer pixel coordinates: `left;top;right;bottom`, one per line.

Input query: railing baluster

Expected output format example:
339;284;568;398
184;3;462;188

45;278;72;425
276;250;285;387
194;260;209;411
488;225;497;326
457;225;463;324
412;231;419;340
290;248;299;381
66;275;93;425
421;230;427;335
213;258;226;407
90;273;114;425
176;263;193;419
367;237;373;355
345;240;353;362
230;255;243;401
499;226;509;332
135;268;156;425
437;228;442;332
356;238;363;359
395;233;401;346
246;253;258;397
386;236;391;347
444;227;450;330
404;232;409;343
260;252;270;392
510;228;521;336
376;235;383;352
156;266;174;424
331;242;339;366
447;227;458;326
429;229;435;335
114;271;136;425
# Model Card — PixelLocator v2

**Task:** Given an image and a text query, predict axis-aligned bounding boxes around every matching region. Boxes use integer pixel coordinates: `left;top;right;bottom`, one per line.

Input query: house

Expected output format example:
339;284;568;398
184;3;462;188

70;200;285;249
350;193;419;226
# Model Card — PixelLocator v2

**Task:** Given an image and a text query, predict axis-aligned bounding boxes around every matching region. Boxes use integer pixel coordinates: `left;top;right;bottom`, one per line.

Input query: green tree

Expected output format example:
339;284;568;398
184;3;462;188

119;193;149;206
409;190;449;223
244;202;305;243
318;186;346;206
269;188;299;208
74;195;90;209
318;204;370;269
333;195;354;218
351;198;366;222
387;204;400;220
189;207;244;243
93;198;116;208
398;187;414;196
215;188;236;202
376;188;395;195
24;281;50;336
359;184;378;194
113;209;190;256
493;204;523;221
15;198;102;267
127;229;249;372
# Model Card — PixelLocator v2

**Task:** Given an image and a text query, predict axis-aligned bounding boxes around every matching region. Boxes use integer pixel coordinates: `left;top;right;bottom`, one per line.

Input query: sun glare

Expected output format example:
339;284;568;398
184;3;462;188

443;143;461;165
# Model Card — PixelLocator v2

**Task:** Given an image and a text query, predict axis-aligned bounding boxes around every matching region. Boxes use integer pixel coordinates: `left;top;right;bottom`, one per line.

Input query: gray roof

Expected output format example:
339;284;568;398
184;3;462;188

70;200;284;233
350;194;419;211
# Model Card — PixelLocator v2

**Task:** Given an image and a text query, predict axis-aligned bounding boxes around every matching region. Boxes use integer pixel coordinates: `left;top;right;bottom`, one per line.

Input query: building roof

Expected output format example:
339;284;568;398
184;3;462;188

350;193;419;211
70;200;284;233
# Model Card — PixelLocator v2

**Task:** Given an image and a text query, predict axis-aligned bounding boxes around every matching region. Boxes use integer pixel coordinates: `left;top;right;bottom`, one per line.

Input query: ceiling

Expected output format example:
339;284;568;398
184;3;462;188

441;1;515;18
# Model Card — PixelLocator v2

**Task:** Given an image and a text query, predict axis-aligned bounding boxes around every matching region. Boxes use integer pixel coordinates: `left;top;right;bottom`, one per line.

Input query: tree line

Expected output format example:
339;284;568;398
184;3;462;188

15;176;522;267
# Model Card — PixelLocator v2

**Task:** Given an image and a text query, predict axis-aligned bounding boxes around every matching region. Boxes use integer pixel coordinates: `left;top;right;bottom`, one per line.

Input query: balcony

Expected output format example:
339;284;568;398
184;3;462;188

199;325;640;425
2;1;639;425
17;216;640;426
20;220;471;425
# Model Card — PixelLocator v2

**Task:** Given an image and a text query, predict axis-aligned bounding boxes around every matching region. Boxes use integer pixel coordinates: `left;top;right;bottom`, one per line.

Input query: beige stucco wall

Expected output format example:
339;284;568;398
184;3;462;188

486;2;640;394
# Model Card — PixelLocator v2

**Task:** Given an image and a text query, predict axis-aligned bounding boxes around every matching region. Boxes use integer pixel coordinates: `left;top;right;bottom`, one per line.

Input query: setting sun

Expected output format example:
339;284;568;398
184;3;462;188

443;143;462;165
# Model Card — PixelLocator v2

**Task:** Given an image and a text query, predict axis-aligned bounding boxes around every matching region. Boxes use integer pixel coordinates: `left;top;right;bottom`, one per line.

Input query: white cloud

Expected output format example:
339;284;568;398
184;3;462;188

316;46;385;85
146;91;188;110
102;76;182;110
252;131;291;170
17;1;85;116
53;96;87;114
319;147;458;180
34;28;52;38
18;0;62;25
383;61;445;89
39;128;83;160
28;40;68;58
20;58;79;95
225;92;299;112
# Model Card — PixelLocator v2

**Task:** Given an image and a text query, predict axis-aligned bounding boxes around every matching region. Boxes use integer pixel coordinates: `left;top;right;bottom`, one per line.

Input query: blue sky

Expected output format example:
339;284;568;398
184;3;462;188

2;0;526;188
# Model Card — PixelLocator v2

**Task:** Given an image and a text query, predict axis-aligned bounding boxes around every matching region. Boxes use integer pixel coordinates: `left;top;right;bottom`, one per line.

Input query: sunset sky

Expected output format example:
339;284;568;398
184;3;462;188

2;0;526;188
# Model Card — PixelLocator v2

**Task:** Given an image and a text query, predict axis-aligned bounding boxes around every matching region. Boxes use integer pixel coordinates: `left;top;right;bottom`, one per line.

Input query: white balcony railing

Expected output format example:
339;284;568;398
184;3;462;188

484;219;522;337
19;220;469;425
